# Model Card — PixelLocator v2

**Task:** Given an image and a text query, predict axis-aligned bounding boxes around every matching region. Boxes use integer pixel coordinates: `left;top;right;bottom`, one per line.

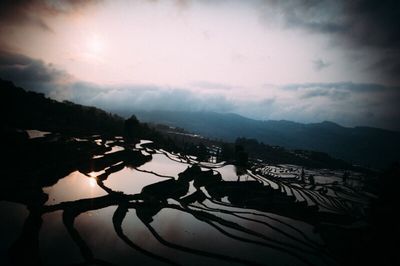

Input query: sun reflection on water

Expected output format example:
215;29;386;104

89;177;97;187
43;171;107;204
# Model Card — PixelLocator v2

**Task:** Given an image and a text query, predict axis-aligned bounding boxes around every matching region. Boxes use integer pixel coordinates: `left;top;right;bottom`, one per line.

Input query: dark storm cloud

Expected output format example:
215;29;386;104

265;1;346;33
0;0;52;32
261;0;400;49
0;50;68;83
366;53;400;85
343;0;400;49
258;0;400;84
0;0;101;32
282;82;395;93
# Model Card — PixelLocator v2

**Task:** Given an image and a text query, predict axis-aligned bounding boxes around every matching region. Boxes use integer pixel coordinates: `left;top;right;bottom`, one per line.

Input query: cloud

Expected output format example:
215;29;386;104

257;0;400;85
300;88;349;101
190;81;234;91
312;59;331;71
259;0;400;49
343;0;400;49
259;98;275;105
0;50;67;81
66;83;237;115
281;82;393;93
366;53;400;85
277;82;400;129
0;50;237;114
0;50;71;94
1;50;399;130
0;0;101;32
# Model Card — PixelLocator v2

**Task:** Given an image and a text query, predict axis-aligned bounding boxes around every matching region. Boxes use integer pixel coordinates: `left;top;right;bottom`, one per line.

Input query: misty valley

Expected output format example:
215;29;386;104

1;80;398;266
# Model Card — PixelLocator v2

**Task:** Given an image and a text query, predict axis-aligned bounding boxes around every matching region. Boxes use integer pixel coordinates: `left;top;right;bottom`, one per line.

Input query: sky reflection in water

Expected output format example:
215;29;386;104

0;136;374;266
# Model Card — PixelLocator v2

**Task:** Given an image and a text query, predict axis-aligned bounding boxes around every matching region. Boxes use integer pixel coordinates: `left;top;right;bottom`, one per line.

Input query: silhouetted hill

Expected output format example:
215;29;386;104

133;110;400;169
0;79;124;135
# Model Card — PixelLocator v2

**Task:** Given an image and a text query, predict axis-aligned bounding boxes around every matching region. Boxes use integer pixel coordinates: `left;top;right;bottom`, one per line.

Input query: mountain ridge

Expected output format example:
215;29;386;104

2;78;398;170
130;109;400;169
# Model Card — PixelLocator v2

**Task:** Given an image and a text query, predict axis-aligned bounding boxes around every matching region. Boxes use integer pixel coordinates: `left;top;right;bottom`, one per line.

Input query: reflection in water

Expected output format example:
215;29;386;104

89;177;97;187
25;129;51;139
138;153;190;178
39;211;82;265
1;136;375;266
215;165;238;181
136;140;153;149
74;206;159;265
43;171;107;205
104;167;168;195
0;202;28;266
152;208;279;265
105;145;125;154
216;164;255;182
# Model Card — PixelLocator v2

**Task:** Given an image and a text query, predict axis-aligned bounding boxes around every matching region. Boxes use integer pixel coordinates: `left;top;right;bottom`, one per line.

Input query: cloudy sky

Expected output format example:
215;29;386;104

1;0;399;130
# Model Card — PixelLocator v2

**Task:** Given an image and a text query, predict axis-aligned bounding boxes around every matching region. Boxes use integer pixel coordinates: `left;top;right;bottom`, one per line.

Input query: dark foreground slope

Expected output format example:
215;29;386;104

0;79;124;135
133;110;400;168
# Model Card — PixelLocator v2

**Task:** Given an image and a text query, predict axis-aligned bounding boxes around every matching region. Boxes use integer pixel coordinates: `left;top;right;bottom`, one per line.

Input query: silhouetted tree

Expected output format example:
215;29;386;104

309;174;315;185
196;143;208;162
235;142;248;167
235;166;247;181
300;167;305;183
220;143;235;161
124;115;141;143
343;171;349;184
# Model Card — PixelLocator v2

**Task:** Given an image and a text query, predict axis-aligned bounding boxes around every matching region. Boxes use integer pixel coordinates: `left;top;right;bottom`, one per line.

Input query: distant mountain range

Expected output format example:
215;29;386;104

2;77;398;170
131;110;400;169
1;79;351;170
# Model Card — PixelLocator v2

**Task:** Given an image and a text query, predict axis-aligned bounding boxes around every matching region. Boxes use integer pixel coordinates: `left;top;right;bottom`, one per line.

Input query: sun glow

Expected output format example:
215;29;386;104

87;172;98;187
85;34;105;56
88;39;102;53
89;177;97;187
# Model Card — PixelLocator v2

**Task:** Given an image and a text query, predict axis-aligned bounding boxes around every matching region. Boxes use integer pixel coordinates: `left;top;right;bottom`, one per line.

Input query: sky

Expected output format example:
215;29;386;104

0;0;399;130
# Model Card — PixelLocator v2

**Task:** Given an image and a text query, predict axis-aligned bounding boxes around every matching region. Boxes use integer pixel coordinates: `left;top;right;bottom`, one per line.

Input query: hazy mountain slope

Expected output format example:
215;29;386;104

0;79;124;135
134;110;400;168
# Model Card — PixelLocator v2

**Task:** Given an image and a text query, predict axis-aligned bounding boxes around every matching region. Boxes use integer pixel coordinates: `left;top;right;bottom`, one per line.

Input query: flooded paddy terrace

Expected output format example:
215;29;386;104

0;131;376;266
